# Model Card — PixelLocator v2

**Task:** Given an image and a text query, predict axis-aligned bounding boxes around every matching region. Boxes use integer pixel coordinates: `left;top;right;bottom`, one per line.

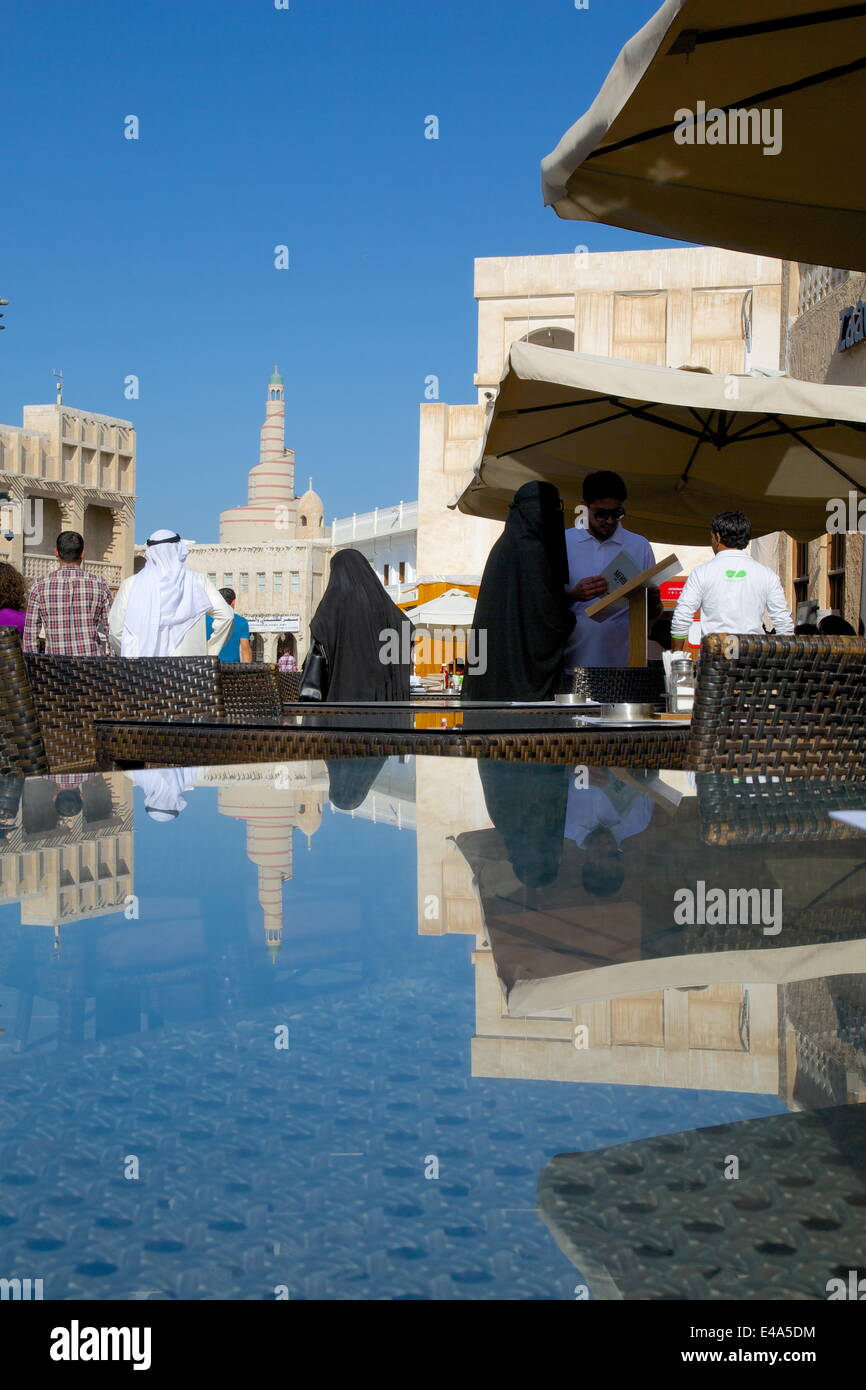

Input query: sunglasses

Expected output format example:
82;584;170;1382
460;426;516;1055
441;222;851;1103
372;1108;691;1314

590;506;625;521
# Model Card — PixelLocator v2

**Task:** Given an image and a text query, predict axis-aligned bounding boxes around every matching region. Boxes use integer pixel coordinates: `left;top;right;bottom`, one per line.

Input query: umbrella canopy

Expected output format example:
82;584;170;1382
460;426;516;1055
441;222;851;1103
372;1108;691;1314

455;341;866;544
403;587;476;627
541;0;866;270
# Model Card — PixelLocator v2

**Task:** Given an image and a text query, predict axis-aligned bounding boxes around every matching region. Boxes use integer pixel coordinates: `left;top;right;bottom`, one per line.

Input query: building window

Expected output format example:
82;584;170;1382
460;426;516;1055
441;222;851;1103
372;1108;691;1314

223;573;233;588
290;571;300;594
257;572;266;593
207;573;217;585
398;561;405;584
273;572;283;593
792;542;809;613
300;515;308;527
239;572;249;592
828;533;846;613
383;563;390;586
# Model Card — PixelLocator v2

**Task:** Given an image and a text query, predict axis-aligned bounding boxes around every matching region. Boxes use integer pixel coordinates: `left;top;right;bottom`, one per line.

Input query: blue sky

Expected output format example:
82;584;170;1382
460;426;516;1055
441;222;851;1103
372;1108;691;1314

0;0;684;540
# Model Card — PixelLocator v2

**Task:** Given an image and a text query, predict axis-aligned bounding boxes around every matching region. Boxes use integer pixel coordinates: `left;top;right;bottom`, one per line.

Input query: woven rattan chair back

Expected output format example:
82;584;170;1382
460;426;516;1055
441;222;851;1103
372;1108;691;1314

0;627;49;776
219;663;283;720
24;655;224;773
569;666;666;704
688;633;866;779
276;668;302;705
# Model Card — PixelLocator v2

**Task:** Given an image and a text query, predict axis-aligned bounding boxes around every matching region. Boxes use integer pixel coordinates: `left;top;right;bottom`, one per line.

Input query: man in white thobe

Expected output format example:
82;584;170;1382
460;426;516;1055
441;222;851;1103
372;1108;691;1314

109;530;233;657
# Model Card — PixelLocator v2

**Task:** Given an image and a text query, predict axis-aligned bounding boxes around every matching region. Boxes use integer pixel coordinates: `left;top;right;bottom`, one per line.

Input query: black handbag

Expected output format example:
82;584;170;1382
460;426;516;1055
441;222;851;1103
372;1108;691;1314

299;640;329;701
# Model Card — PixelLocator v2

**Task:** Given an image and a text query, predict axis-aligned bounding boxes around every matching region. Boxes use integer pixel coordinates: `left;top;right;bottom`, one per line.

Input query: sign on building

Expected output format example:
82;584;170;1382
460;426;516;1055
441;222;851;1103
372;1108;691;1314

248;615;300;633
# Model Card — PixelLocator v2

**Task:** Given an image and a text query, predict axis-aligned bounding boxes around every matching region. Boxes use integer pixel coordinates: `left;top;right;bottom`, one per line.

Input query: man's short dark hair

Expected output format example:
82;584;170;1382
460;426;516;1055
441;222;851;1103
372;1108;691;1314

56;531;84;562
711;511;751;549
54;789;82;818
819;614;855;635
583;471;627;505
219;587;236;605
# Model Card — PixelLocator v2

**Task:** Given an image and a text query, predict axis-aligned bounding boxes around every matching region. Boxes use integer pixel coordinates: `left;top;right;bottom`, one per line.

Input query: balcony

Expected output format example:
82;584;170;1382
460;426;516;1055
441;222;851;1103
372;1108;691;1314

23;555;123;587
331;500;418;546
798;265;850;316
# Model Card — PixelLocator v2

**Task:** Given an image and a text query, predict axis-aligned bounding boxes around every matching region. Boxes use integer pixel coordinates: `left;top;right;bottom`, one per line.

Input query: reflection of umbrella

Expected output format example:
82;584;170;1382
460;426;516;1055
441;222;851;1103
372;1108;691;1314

541;0;866;270
456;342;866;544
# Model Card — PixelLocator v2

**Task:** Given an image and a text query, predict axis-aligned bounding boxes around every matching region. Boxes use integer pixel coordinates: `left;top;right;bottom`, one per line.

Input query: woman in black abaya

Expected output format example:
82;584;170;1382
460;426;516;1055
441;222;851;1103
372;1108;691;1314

306;549;413;701
462;481;574;701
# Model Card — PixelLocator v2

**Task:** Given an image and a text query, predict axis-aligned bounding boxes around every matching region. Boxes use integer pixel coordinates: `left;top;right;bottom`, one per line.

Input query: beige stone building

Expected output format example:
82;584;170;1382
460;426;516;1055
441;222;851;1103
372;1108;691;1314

180;368;330;663
418;245;787;601
752;262;866;631
0;396;136;590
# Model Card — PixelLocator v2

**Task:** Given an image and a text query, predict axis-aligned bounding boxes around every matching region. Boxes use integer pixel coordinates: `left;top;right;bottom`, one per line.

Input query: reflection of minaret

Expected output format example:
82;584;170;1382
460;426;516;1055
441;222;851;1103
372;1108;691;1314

210;769;324;963
219;366;298;541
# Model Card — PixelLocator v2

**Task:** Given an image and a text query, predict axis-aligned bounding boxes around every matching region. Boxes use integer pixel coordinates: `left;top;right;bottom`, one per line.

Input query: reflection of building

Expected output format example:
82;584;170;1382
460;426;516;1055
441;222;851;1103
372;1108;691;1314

0;775;133;954
180;369;331;663
327;757;416;832
0;399;136;590
416;759;490;938
413;760;866;1111
418;247;785;601
194;763;328;962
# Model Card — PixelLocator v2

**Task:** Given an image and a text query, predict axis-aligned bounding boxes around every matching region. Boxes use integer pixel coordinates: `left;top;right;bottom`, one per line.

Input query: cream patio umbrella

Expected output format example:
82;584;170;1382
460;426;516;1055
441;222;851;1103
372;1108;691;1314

541;0;866;270
455;340;866;545
402;588;476;628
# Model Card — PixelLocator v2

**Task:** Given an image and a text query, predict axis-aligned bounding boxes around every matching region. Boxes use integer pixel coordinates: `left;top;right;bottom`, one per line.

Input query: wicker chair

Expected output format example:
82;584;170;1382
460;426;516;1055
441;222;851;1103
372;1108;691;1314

569;665;666;704
0;627;49;776
220;662;283;719
23;653;225;773
687;633;866;779
277;668;302;705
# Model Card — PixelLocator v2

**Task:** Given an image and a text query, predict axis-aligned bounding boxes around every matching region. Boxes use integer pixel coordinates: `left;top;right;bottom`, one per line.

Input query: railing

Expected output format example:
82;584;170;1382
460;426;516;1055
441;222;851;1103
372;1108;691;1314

331;500;418;545
23;555;123;587
798;264;850;316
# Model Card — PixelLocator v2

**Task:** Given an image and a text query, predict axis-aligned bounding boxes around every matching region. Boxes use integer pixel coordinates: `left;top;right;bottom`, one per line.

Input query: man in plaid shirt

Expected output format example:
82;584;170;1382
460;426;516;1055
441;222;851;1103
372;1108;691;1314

23;531;113;656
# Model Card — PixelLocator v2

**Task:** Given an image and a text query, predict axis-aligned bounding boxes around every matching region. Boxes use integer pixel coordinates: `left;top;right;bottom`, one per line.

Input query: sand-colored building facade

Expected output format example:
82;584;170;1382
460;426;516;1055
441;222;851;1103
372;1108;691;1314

418;246;787;603
0;398;136;591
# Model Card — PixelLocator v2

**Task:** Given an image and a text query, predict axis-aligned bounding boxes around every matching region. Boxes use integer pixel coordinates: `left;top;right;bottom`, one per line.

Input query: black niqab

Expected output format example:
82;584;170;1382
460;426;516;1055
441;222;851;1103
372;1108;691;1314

462;481;574;701
478;761;570;888
327;758;387;811
310;549;413;701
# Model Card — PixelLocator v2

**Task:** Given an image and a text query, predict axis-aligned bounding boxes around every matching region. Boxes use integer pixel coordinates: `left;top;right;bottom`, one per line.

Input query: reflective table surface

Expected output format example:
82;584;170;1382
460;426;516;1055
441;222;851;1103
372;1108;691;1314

1;757;865;1300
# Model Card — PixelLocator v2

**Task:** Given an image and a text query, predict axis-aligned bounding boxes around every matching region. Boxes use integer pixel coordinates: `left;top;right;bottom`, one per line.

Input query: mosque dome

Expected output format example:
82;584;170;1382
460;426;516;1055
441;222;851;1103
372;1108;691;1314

297;478;324;532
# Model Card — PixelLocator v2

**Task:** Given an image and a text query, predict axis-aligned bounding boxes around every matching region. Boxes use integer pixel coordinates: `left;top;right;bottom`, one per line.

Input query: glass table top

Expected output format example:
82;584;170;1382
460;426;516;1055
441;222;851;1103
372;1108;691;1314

1;756;865;1301
95;703;683;734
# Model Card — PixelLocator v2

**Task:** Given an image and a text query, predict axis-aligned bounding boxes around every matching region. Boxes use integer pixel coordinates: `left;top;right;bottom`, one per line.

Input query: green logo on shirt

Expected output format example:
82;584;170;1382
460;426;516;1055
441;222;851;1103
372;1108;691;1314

725;569;747;578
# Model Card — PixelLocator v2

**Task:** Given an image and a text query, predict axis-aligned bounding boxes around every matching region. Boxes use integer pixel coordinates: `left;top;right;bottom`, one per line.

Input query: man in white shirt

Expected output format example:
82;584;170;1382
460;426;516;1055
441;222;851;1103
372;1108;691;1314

564;471;656;669
670;511;794;649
